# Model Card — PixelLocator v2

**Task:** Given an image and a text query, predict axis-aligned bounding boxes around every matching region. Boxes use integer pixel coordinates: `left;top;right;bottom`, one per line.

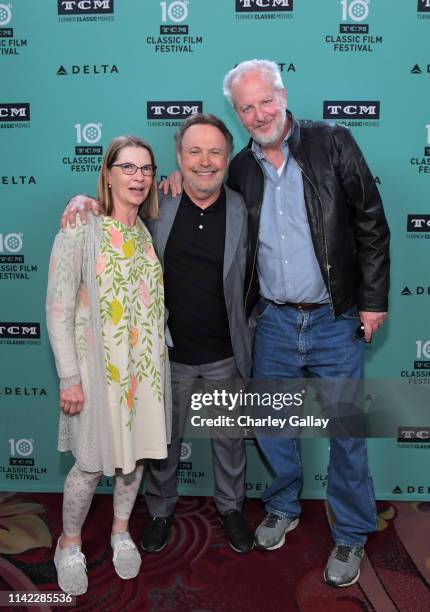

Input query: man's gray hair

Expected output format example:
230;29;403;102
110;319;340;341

223;59;284;106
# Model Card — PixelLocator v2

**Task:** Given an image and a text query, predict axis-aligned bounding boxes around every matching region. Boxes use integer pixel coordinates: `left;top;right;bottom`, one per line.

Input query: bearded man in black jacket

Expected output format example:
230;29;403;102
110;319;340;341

223;59;390;588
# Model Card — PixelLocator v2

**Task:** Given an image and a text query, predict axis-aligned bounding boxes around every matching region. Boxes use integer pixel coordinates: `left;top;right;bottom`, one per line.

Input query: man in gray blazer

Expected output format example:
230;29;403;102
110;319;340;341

143;114;254;554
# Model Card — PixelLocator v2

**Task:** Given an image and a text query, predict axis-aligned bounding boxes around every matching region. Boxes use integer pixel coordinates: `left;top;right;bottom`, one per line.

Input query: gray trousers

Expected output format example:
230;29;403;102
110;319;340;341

145;356;246;516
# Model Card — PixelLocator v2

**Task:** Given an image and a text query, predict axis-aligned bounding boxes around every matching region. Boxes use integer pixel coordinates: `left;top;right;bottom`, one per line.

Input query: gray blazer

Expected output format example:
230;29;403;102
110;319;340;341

146;186;253;379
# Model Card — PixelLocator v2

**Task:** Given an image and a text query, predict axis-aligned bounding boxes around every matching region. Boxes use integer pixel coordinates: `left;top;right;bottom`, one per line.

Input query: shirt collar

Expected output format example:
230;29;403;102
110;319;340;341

181;186;226;211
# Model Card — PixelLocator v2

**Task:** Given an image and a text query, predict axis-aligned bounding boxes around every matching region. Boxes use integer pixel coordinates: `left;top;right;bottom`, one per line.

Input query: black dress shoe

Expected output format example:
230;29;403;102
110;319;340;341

140;515;173;552
220;510;254;553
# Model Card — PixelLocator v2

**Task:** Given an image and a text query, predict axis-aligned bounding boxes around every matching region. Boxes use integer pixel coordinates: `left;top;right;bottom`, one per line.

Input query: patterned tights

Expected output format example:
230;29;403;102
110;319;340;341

62;462;144;537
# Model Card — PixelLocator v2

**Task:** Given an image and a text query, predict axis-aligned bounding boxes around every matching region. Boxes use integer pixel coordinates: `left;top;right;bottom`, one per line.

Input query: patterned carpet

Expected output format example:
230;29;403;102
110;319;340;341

1;492;430;611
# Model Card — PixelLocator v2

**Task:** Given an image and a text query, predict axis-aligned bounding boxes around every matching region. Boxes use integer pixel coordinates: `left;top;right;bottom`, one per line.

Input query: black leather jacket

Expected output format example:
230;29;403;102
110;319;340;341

227;112;390;318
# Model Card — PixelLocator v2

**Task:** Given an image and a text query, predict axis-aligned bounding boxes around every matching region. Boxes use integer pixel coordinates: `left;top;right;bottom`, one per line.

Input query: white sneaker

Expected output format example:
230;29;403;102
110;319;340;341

111;532;141;579
54;539;88;596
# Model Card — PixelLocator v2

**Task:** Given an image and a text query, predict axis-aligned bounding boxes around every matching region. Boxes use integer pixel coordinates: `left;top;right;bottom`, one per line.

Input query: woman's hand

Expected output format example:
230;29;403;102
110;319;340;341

60;384;84;414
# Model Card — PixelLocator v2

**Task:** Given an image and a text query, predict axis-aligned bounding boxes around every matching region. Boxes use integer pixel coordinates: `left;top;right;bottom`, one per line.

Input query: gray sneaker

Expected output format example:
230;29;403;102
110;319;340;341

54;539;88;596
255;512;299;550
324;544;364;587
111;532;141;579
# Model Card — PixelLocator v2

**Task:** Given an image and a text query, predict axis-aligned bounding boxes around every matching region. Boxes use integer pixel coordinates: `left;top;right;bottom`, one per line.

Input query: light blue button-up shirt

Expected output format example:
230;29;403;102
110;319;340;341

253;137;329;304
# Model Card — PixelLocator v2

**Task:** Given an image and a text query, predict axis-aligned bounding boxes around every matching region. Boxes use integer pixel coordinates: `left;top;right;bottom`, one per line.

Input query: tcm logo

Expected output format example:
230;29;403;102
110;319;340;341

236;0;293;11
180;442;192;461
0;323;40;339
0;3;12;26
160;1;188;22
236;0;293;10
74;122;102;155
398;427;430;443
0;233;22;253
340;0;369;22
407;215;430;232
57;0;113;14
147;101;202;120
414;339;430;370
323;101;380;119
0;103;30;122
418;0;430;13
9;437;34;466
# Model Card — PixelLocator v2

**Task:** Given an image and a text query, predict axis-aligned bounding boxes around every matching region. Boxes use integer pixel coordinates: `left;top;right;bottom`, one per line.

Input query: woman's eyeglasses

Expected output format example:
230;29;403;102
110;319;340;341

111;163;157;176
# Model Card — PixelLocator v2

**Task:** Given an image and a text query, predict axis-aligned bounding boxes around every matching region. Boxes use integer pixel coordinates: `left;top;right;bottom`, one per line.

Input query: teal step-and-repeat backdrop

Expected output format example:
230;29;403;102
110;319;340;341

1;0;429;500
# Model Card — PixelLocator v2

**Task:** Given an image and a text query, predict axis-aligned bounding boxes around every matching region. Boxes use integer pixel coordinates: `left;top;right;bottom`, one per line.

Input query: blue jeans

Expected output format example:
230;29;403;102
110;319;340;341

253;300;377;546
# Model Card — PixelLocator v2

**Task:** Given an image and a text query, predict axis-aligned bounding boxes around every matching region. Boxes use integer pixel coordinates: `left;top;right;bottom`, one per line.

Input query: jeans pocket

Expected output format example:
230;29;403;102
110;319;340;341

339;306;360;320
257;300;273;320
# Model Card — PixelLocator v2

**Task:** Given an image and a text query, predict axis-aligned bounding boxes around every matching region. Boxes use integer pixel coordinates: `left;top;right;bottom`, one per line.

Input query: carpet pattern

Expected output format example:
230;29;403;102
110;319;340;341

1;492;430;611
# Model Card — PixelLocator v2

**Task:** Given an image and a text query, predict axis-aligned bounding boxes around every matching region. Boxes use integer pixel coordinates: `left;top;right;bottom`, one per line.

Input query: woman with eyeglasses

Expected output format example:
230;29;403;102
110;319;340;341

46;135;170;596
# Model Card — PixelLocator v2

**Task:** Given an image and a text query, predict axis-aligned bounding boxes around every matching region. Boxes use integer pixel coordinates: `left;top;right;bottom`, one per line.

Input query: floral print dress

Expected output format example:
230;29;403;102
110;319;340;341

96;216;166;473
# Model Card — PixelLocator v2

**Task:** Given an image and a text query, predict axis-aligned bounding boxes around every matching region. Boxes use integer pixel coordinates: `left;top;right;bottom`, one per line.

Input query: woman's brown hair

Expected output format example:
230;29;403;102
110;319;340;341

97;135;158;219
